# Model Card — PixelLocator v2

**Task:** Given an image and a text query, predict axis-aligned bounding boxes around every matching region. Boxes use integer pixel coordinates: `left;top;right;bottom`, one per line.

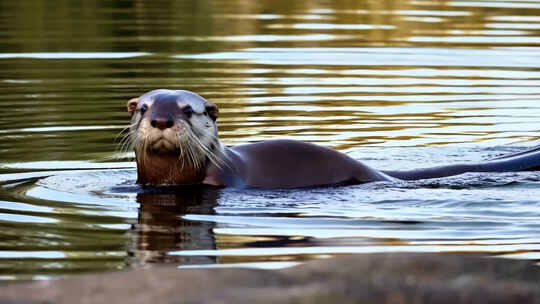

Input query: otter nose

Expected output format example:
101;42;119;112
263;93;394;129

151;118;174;130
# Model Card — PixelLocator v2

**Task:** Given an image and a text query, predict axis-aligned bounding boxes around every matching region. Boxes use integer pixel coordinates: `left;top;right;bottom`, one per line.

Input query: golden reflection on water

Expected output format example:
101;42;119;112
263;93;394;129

1;0;539;157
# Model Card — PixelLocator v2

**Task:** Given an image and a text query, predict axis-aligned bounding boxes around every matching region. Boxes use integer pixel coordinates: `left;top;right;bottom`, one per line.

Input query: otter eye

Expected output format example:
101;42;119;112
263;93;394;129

183;106;193;117
203;111;208;116
140;104;148;115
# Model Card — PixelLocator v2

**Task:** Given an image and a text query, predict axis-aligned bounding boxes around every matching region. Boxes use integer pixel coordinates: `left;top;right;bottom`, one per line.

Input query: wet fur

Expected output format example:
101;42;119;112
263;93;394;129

122;89;540;189
123;90;223;186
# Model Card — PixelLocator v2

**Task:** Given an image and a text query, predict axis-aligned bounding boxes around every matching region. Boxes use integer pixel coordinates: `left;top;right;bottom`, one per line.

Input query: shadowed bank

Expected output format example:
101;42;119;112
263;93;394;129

1;253;539;304
1;0;540;285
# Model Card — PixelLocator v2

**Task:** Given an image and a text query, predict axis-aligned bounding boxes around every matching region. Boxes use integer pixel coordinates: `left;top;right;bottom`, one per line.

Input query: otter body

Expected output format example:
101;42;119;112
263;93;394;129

204;139;393;188
126;89;540;189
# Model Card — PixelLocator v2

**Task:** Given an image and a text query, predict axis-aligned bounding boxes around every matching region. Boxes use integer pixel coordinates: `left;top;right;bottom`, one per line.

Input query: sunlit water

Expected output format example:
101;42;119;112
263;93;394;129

1;0;540;280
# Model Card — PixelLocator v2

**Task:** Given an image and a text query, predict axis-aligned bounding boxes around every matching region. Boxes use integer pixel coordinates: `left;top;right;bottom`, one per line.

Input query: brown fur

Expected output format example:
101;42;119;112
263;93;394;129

135;152;206;185
125;89;540;189
125;89;221;186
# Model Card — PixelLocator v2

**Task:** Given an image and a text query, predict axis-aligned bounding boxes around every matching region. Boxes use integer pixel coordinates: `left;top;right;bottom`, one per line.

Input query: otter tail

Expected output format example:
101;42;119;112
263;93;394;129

381;146;540;181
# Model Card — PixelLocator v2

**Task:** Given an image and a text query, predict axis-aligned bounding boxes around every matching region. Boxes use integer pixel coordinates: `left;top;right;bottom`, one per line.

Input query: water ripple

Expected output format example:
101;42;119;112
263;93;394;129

1;0;540;280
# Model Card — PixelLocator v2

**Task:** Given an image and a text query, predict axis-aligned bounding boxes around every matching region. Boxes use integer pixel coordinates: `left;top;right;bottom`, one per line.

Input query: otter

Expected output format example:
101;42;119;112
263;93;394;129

125;89;540;188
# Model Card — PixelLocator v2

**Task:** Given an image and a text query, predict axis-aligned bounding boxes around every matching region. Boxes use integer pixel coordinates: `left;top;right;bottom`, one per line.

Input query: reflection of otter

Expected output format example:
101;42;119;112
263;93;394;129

129;187;219;267
126;89;540;188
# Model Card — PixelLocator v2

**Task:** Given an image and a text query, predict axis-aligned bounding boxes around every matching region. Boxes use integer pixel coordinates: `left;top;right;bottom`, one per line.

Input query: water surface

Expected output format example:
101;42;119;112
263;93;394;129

1;0;540;280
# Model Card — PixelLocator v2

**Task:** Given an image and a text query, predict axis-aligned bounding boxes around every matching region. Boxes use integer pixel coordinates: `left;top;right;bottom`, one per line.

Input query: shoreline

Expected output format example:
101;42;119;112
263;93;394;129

1;253;539;304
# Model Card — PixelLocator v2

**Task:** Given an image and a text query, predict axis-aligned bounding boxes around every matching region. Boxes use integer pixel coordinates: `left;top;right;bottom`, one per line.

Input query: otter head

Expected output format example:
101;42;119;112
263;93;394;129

126;89;220;186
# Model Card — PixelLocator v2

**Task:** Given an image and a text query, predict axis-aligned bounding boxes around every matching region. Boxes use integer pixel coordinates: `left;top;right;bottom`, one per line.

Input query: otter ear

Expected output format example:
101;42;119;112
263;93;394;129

206;104;218;121
127;98;139;116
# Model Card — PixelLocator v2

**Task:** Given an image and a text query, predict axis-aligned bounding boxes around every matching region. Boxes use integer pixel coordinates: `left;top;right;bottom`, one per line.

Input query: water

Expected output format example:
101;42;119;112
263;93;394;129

1;0;540;280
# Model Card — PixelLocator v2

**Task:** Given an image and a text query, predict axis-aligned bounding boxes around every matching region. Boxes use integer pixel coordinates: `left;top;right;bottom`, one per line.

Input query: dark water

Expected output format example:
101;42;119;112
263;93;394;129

1;0;540;280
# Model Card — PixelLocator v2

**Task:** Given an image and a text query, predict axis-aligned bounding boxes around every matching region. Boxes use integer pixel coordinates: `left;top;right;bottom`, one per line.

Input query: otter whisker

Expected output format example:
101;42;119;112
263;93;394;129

187;138;203;170
115;123;137;144
141;134;150;165
177;127;208;170
187;130;227;170
120;133;137;156
177;131;204;172
178;137;186;171
116;123;139;158
186;131;210;167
